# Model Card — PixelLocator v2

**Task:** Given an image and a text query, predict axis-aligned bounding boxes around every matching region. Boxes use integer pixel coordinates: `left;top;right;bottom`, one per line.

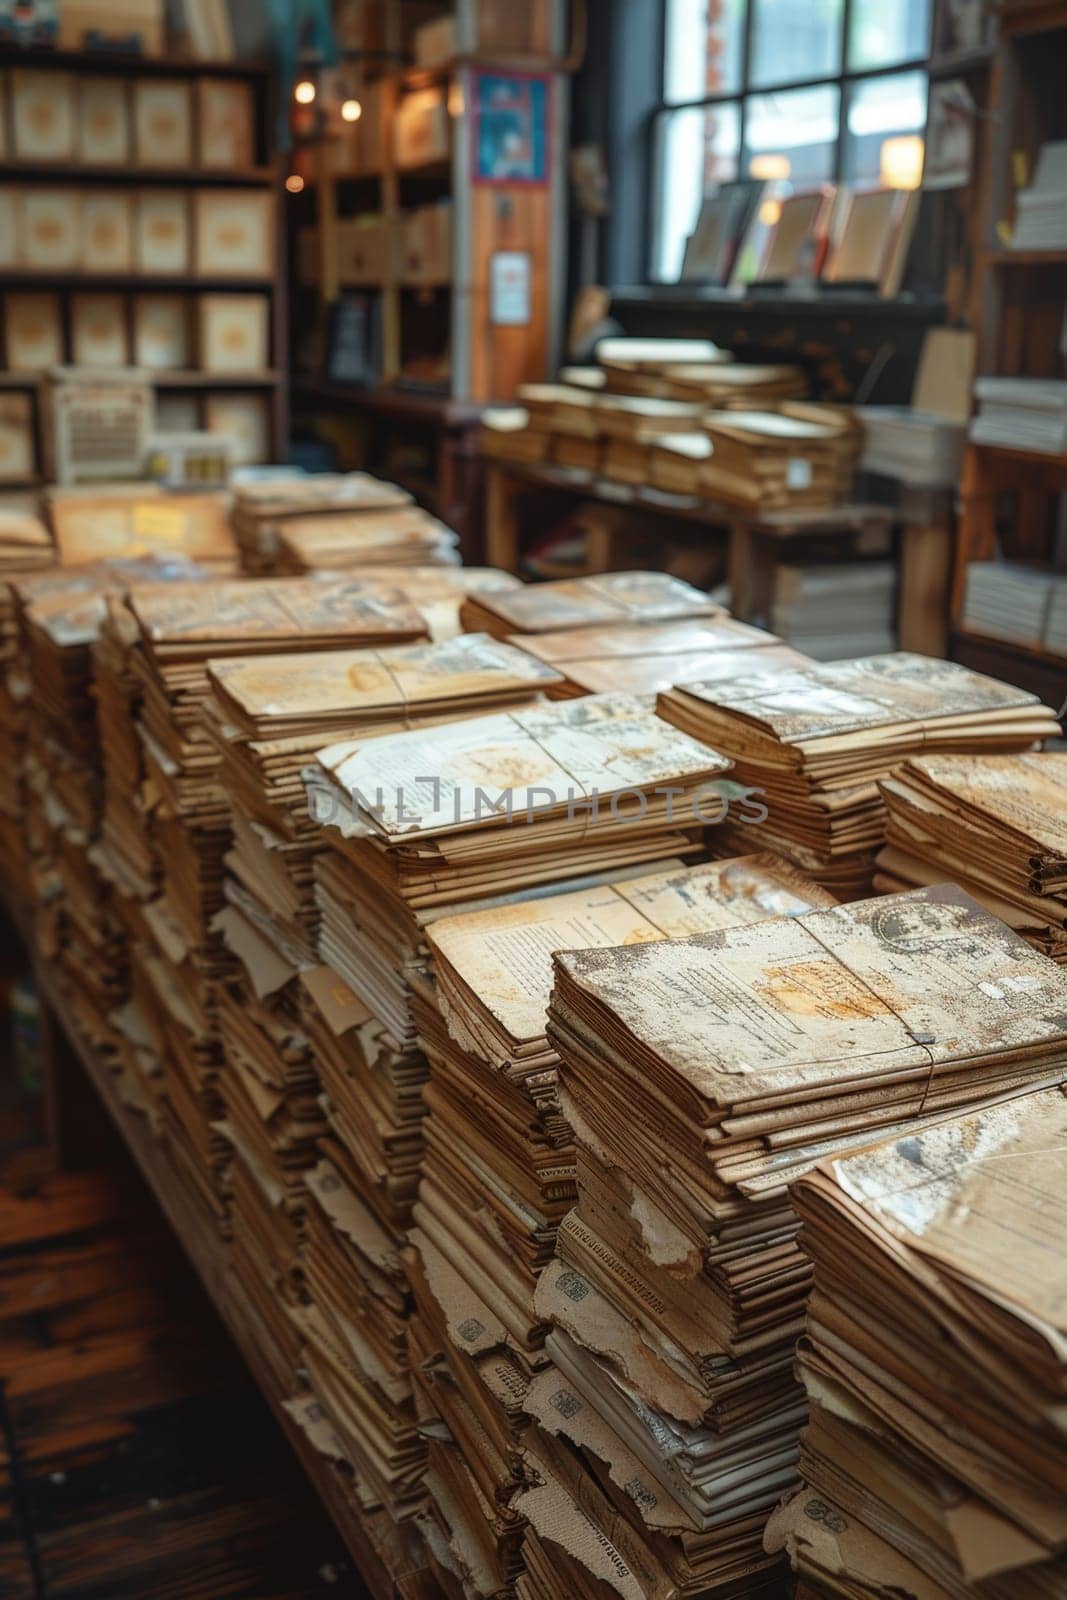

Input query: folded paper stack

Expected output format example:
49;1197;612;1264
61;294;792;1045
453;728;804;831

532;886;1067;1598
460;571;723;640
117;576;429;1225
876;752;1067;962
230;472;422;574
659;653;1061;896
766;1083;1067;1598
407;855;835;1591
511;616;807;699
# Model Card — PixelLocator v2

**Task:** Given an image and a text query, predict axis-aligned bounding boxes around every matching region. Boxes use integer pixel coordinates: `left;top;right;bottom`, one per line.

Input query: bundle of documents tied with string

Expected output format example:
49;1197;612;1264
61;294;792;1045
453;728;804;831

766;1083;1067;1600
875;752;1067;963
523;885;1067;1599
459;570;723;640
405;855;834;1594
659;652;1061;897
512;615;808;699
230;471;457;574
116;576;430;1228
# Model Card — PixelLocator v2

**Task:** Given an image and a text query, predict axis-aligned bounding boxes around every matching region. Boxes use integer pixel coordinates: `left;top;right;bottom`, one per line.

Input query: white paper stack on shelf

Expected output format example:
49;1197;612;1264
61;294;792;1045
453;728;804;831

856;326;974;489
970;378;1067;455
961;560;1056;647
536;887;1067;1600
658;652;1061;895
766;1085;1067;1599
856;405;967;486
410;854;834;1597
1011;139;1067;248
768;561;897;660
1044;575;1067;655
876;752;1067;962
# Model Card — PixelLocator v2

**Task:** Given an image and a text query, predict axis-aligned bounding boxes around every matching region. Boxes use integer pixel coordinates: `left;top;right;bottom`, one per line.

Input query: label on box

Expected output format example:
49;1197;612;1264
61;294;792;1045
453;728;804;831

786;457;813;489
132;502;188;545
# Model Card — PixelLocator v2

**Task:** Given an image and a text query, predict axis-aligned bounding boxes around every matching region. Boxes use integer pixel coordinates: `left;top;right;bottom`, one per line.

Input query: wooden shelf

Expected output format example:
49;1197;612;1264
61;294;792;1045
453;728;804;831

952;625;1067;669
0;161;277;186
987;249;1067;265
5;902;417;1600
0;45;271;78
153;368;282;388
0;272;275;291
969;441;1067;468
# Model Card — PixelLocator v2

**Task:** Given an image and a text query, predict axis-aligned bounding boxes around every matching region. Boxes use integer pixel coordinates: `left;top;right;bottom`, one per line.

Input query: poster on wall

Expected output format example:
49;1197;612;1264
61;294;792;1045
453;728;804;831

473;72;551;186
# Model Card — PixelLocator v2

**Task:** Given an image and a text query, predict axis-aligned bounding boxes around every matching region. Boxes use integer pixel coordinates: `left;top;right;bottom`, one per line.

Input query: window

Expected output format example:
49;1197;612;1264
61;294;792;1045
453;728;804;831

653;0;931;281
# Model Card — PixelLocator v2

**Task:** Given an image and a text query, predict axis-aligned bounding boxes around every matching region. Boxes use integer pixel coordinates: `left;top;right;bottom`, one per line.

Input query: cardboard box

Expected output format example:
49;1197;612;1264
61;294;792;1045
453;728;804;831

0;394;36;483
194;190;275;277
198;293;270;372
204;392;270;465
11;70;75;161
198;79;255;170
136;191;190;273
82;193;134;272
133;294;190;369
337;215;398;284
402;201;451;284
414;14;457;65
134;80;193;167
71;294;129;367
77;78;130;165
5;294;64;372
22;190;81;270
394;87;450;170
58;0;164;55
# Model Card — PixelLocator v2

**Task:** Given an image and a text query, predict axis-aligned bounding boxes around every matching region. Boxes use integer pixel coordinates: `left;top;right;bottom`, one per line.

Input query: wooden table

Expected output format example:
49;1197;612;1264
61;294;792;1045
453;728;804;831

482;456;951;654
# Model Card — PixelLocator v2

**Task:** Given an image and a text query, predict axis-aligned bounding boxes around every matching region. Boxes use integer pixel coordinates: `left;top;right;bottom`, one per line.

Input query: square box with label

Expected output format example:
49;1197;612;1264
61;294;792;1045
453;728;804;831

198;294;269;372
194;191;275;277
134;80;193;168
136;191;190;274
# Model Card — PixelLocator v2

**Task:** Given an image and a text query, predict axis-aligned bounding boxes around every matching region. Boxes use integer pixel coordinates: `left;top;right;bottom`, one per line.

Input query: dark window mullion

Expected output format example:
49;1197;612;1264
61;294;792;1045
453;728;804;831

738;0;757;172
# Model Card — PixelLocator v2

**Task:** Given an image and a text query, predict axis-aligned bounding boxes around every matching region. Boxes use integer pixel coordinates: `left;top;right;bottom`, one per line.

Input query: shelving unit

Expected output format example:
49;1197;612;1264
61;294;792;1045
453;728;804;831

0;44;288;473
949;0;1067;702
287;0;572;543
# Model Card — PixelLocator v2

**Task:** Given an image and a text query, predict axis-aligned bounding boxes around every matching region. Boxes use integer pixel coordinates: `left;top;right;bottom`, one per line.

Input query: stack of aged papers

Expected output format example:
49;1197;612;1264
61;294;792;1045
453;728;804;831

459;571;722;639
876;753;1067;962
345;565;522;641
701;407;860;510
213;899;325;1350
118;576;429;1221
230;472;419;573
766;1084;1067;1599
533;886;1067;1598
44;486;238;572
659;653;1061;894
269;507;460;574
406;855;835;1590
207;633;561;955
512;616;806;698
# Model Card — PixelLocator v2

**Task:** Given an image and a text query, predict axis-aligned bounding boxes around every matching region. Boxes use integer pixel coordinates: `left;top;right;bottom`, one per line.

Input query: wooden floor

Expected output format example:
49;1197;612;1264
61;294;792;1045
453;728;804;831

0;1146;367;1599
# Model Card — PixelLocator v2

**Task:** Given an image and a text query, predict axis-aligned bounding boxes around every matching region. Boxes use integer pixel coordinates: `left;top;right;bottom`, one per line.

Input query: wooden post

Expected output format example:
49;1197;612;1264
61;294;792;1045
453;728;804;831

483;464;522;571
898;488;954;657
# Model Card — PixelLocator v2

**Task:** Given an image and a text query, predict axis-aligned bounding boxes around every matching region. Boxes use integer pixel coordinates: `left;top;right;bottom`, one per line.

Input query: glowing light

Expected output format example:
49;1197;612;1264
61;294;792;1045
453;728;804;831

294;79;316;105
759;199;782;225
749;153;791;181
341;98;362;123
285;173;305;194
880;135;924;191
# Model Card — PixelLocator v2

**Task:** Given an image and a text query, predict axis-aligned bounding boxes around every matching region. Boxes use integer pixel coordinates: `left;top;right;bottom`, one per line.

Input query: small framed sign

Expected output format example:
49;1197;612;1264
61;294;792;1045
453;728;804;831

474;72;550;186
489;251;532;326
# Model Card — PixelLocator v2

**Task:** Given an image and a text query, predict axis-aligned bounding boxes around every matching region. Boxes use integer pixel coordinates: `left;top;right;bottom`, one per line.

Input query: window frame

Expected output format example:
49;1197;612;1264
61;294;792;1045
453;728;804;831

649;0;933;282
